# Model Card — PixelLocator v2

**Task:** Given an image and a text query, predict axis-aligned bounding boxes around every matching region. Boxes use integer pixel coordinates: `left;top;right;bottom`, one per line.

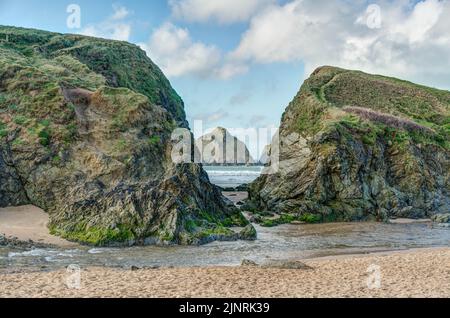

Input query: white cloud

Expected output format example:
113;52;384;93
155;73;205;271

139;23;221;77
213;62;249;79
230;0;450;88
80;5;132;41
111;5;130;20
169;0;275;24
392;0;443;43
139;23;248;79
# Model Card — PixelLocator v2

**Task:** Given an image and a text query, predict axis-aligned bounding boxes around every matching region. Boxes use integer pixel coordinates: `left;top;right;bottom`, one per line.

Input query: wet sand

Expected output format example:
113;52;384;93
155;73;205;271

0;205;76;247
222;191;248;205
0;248;449;298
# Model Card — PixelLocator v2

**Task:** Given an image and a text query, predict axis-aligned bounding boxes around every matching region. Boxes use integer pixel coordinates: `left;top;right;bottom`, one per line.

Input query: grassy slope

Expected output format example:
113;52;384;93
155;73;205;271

0;26;183;156
288;66;450;150
0;26;186;126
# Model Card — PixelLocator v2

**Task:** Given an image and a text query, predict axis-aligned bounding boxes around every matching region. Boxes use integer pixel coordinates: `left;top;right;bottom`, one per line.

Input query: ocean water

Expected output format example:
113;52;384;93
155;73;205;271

203;165;264;188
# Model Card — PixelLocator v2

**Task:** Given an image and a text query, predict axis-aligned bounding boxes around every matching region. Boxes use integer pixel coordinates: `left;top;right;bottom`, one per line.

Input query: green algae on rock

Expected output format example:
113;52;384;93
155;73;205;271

0;26;254;246
249;66;449;222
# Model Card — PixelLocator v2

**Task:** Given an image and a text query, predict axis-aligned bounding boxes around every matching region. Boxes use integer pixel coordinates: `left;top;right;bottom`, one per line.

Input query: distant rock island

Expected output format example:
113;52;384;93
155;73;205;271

258;144;271;165
248;66;449;224
196;127;256;165
0;26;255;246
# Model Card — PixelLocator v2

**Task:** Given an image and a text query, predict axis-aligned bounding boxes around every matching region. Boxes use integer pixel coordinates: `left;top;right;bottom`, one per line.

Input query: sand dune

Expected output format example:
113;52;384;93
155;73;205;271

1;248;449;298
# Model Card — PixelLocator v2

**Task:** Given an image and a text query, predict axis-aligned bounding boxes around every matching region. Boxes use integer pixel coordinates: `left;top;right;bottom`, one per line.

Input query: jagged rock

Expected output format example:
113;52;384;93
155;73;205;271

0;233;54;248
0;26;253;246
196;127;255;165
241;259;259;267
262;260;313;270
0;148;29;206
432;214;450;223
239;224;257;240
249;66;449;222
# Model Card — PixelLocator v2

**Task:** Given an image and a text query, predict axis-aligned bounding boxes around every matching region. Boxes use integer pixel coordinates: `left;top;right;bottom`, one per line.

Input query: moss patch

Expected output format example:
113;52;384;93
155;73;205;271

49;224;135;246
259;213;322;227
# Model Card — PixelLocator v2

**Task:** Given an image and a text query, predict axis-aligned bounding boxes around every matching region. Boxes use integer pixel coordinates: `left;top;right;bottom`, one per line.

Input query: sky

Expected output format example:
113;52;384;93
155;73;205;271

1;0;450;155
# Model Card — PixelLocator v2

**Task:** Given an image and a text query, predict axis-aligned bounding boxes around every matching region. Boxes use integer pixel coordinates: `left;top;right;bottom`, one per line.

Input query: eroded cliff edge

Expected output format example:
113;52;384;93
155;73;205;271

0;26;253;246
249;66;449;222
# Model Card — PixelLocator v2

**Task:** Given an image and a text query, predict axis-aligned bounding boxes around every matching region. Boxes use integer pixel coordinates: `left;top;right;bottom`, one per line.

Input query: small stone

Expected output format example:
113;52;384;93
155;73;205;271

239;224;257;240
431;213;450;224
143;265;161;270
241;259;259;267
262;260;313;270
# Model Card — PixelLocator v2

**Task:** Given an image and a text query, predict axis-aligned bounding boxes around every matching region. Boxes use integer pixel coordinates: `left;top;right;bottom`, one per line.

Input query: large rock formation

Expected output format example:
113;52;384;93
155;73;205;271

196;127;255;165
249;66;449;221
0;26;253;246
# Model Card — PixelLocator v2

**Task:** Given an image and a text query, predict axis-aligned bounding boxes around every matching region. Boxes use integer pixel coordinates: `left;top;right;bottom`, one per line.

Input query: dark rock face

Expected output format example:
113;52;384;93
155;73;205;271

239;224;257;241
432;214;450;223
0;26;253;245
250;66;449;221
0;147;29;206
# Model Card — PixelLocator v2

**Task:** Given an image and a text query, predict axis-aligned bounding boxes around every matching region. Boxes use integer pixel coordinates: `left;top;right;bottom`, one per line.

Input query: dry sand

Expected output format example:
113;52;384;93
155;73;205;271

0;205;75;247
0;248;449;298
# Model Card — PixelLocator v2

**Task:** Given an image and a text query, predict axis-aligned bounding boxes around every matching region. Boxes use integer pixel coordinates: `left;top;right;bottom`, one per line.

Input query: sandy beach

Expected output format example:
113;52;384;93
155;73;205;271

0;205;76;247
1;203;449;298
1;248;449;298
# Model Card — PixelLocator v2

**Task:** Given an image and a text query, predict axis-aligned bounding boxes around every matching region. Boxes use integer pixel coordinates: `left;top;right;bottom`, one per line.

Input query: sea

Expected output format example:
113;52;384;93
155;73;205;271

203;165;264;188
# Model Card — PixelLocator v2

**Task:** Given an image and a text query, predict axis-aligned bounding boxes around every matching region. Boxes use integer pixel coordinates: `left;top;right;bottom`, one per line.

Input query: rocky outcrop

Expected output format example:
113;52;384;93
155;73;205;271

0;147;29;206
249;66;449;221
196;127;255;165
432;214;450;223
0;26;254;246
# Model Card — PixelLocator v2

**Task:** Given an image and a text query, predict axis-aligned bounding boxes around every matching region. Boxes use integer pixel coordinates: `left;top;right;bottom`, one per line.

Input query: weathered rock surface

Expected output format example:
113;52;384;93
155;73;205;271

196;127;255;165
432;214;450;223
0;233;55;249
0;26;254;245
262;260;313;270
249;66;449;221
239;224;257;240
